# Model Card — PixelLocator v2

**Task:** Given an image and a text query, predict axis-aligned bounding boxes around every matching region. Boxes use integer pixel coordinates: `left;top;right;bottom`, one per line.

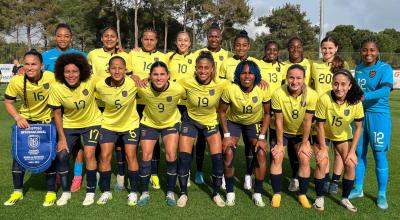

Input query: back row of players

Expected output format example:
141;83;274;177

3;23;393;212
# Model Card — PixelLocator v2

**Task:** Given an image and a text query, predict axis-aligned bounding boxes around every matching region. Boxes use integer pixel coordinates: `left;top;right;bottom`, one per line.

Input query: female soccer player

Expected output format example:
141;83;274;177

137;61;185;207
218;60;270;207
3;50;57;207
177;51;229;208
312;36;348;194
280;37;313;192
349;38;393;210
258;40;285;93
314;69;364;212
95;56;140;206
49;53;101;206
87;26;131;192
270;64;318;208
129;28;167;189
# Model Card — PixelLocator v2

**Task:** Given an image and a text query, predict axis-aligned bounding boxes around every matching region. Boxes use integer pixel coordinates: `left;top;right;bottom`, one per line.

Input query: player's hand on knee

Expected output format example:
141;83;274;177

255;139;267;152
57;138;69;153
345;151;357;166
222;137;235;151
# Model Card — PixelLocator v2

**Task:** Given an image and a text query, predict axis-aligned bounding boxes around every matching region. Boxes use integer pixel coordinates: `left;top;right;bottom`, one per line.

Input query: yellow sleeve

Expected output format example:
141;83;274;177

315;95;327;120
262;88;271;103
306;90;317;112
220;86;231;103
219;61;227;79
87;50;94;66
4;77;20;98
271;91;282;111
48;85;62;107
354;102;365;120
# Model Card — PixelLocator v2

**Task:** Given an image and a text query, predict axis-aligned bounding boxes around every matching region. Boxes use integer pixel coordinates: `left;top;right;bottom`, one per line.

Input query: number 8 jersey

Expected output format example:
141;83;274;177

48;76;102;128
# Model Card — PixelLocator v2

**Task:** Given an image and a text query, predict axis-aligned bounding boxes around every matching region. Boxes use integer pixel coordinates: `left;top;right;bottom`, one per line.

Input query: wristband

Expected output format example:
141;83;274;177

258;134;265;140
224;133;231;138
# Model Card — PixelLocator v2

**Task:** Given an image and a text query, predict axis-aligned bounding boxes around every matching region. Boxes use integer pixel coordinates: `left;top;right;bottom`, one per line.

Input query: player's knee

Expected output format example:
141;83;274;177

256;150;266;166
165;150;176;162
56;151;70;173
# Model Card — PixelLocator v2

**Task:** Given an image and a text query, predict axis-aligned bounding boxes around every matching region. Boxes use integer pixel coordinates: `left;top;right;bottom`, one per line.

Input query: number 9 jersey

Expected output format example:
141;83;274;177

48;77;102;128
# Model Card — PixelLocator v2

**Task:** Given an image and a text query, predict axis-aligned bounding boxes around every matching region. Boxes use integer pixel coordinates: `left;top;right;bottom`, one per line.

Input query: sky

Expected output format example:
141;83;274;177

245;0;400;38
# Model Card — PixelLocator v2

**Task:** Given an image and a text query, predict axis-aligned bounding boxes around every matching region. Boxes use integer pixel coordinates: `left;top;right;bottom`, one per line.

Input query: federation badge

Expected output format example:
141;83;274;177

369;70;376;78
154;57;159;62
188;59;192;64
219;56;224;61
166;96;172;102
122;90;128;97
344;109;350;116
182;126;188;134
252;96;258;103
276;67;281;72
28;135;40;149
209;89;215;96
141;129;146;137
43;83;49;90
82;89;89;96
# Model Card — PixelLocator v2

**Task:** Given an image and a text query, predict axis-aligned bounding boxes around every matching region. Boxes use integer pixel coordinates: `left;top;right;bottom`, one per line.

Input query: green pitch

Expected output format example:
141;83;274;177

0;85;398;219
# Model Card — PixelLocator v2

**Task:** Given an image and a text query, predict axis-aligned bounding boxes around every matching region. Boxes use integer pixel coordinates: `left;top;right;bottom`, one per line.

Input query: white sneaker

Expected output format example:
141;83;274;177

341;198;357;212
82;193;95;206
56;192;71;206
252;193;265;207
221;175;226;190
226;192;235;206
177;194;188;207
97;192;112;205
244;175;252;190
213;194;225;207
127;192;138;206
313;196;324;211
288;178;299;192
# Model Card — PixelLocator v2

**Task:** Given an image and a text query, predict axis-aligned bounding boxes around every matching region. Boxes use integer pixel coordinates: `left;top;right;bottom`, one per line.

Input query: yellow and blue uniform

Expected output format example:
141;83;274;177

311;60;349;95
219;56;259;82
128;50;167;80
257;60;285;93
166;52;196;82
195;48;233;79
281;58;313;86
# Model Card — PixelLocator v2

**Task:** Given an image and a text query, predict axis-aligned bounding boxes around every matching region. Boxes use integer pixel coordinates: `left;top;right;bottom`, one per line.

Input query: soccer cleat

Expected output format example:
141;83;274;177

114;174;125;192
43;192;57;207
150;175;160;189
177;194;188;207
341;198;357;212
97;192;112;205
244;175;252;190
195;171;205;184
226;192;235;206
127;192;138;206
138;192;150;207
348;188;364;200
70;176;82;192
56;192;71;206
377;194;388;209
323;181;330;193
252;193;265;207
82;193;95;206
213;194;226;207
271;194;281;208
313;196;325;211
288;178;299;192
328;182;338;195
166;192;177;206
4;191;23;206
298;195;312;208
221;175;226;190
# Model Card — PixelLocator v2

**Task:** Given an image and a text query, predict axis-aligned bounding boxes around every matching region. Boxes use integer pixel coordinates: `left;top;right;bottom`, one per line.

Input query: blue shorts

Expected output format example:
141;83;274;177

269;129;302;149
311;135;351;147
228;120;260;140
140;123;180;140
64;125;101;150
359;112;391;151
181;114;218;138
99;127;140;145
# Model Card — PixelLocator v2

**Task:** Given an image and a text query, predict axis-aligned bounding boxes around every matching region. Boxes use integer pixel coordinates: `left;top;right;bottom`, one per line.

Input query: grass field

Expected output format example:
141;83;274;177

0;84;398;220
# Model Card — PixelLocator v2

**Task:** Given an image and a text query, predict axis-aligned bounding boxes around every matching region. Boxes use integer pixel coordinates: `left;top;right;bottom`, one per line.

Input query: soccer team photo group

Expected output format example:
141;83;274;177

0;0;399;219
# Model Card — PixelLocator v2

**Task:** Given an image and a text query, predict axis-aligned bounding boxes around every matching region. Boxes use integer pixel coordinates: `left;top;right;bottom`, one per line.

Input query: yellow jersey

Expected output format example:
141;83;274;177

219;56;259;82
281;58;313;86
5;71;54;122
271;85;318;135
221;83;271;125
195;47;233;78
315;92;364;141
128;50;167;80
87;48;131;81
166;51;196;82
138;81;185;129
311;60;350;95
48;77;102;128
95;76;139;132
257;60;285;93
180;76;230;126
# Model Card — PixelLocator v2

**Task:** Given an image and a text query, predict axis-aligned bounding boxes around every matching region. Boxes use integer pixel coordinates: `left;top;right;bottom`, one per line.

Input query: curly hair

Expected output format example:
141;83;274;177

233;60;261;86
332;69;364;105
54;53;91;84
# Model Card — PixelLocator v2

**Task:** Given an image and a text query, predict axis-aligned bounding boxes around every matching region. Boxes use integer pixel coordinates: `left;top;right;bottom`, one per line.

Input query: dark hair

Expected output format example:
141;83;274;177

332;69;364;105
102;26;118;38
208;22;221;34
23;49;43;107
320;36;344;72
234;30;250;43
143;28;158;39
149;61;169;75
108;56;126;68
233;60;261;86
169;31;191;61
360;37;380;52
286;64;307;106
55;23;72;35
287;64;305;77
196;51;215;80
320;35;338;47
54;53;91;84
263;40;283;67
287;36;303;48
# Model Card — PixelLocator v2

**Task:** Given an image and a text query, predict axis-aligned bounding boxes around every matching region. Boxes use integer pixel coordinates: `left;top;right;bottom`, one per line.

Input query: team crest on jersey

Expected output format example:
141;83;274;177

219;56;224;61
188;59;192;64
154;57;159;62
166;96;172;102
82;89;89;96
252;96;258;103
122;90;128;97
43;83;49;90
276;67;281;72
344;109;350;116
369;70;376;78
209;89;215;96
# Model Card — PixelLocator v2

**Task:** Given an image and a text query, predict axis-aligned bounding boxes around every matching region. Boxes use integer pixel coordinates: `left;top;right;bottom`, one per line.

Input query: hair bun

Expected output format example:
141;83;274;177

239;30;248;36
211;22;220;29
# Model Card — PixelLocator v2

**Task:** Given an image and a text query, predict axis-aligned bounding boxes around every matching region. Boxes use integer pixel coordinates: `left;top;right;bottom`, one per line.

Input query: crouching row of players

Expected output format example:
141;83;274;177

4;50;364;212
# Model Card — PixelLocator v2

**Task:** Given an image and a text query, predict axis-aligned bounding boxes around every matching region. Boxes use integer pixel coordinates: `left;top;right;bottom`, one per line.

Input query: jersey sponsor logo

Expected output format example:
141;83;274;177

82;89;89;96
43;83;49;90
344;109;350;116
219;56;224;61
369;70;377;78
209;89;215;96
166;96;172;102
188;59;192;64
252;96;258;103
122;90;128;97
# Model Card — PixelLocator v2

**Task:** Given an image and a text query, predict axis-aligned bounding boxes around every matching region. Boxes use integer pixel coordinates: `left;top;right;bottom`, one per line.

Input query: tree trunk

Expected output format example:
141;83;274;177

27;24;32;50
164;19;168;53
114;0;122;48
134;0;140;48
192;11;195;48
183;0;187;31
